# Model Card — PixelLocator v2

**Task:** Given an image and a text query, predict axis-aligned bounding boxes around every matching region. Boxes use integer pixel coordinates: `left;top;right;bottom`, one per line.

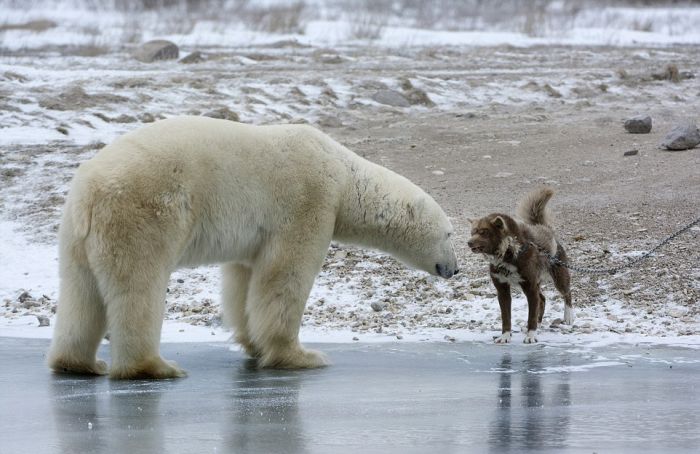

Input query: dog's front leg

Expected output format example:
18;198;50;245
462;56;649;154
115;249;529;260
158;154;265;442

521;281;541;344
491;275;512;344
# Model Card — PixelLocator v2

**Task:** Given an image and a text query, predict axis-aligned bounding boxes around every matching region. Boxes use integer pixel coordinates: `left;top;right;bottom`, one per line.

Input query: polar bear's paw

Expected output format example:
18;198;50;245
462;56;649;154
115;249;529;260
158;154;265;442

110;357;187;380
259;345;330;370
235;335;262;358
49;357;108;376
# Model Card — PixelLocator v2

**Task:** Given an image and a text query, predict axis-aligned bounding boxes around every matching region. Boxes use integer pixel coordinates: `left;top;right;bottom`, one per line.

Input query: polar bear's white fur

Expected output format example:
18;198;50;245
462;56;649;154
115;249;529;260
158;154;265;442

47;116;458;379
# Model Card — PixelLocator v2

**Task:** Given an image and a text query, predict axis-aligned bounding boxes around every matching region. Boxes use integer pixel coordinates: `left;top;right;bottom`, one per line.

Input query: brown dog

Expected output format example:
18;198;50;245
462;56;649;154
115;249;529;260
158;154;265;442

467;188;573;344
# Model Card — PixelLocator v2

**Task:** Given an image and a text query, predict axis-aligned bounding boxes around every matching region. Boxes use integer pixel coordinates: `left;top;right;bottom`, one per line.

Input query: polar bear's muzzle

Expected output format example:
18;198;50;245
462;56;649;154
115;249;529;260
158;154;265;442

435;263;459;279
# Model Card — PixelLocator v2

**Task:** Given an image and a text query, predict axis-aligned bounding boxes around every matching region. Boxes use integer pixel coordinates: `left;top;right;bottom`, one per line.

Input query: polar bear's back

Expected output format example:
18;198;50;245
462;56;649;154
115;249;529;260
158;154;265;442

94;116;351;172
82;116;352;198
68;116;353;266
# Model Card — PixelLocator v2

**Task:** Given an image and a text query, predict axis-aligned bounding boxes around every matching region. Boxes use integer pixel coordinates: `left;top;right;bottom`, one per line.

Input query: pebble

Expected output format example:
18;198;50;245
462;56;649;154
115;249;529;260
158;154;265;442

370;302;385;312
179;51;204;64
668;309;685;318
624;115;652;133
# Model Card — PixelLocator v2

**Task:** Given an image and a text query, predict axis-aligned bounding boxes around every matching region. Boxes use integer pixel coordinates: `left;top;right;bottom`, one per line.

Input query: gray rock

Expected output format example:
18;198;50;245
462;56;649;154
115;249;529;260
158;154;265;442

112;114;137;123
134;40;179;63
18;291;33;303
660;122;700;150
139;112;156;123
0;19;56;32
179;51;204;64
22;300;40;309
203;107;240;122
39;86;128;111
405;88;435;107
370;302;386;312
359;80;388;90
36;315;50;327
624;115;652;133
371;89;410;107
543;83;562;98
317;115;343;128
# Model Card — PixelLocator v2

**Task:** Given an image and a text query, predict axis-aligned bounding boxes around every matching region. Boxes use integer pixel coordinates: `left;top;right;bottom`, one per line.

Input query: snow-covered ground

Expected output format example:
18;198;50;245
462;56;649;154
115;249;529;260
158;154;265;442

1;0;698;348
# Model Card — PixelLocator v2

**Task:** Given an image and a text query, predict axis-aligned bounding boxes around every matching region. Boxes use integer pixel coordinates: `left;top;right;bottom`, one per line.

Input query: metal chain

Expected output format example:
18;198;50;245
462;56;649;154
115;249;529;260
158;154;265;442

539;215;700;275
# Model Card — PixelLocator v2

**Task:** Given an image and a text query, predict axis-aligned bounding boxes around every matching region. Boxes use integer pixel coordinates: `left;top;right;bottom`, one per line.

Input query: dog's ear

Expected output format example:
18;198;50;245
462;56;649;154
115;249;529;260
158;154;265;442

491;216;506;230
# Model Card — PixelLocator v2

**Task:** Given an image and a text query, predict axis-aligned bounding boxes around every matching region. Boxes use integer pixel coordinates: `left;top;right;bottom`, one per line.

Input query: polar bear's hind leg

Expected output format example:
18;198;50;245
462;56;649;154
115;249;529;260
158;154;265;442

98;269;186;380
84;209;187;380
47;257;108;376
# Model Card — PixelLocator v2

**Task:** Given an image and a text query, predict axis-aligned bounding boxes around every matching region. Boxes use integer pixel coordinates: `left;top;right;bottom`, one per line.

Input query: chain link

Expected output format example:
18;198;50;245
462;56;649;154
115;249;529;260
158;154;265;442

539;215;700;275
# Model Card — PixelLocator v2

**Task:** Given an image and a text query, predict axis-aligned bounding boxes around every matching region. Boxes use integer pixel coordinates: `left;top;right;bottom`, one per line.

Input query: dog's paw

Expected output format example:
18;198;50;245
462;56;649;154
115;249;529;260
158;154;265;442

494;332;512;344
523;330;538;344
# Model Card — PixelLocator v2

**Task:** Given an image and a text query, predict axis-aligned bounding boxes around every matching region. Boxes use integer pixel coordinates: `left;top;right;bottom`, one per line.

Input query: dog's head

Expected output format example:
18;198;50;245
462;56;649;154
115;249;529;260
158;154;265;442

467;214;512;256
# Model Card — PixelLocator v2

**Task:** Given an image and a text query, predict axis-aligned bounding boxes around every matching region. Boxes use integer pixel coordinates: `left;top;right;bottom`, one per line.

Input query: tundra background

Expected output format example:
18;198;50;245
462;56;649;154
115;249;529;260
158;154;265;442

1;0;698;344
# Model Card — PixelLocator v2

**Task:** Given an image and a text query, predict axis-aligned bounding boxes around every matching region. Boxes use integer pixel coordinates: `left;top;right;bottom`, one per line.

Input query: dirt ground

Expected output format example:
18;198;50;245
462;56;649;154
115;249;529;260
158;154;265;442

316;45;700;322
1;43;698;338
334;101;700;314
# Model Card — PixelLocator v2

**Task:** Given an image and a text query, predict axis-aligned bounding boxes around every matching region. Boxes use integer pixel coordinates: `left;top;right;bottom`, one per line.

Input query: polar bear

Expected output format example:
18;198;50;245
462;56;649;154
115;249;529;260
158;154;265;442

47;116;459;379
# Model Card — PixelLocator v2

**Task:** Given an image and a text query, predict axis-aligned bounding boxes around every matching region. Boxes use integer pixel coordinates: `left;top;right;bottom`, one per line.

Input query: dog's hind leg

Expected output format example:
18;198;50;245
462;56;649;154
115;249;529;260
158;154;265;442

550;244;574;325
538;291;546;325
521;281;541;344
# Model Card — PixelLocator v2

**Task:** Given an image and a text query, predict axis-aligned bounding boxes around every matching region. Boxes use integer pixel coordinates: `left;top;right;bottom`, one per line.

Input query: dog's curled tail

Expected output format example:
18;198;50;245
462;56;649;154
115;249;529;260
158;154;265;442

517;187;554;226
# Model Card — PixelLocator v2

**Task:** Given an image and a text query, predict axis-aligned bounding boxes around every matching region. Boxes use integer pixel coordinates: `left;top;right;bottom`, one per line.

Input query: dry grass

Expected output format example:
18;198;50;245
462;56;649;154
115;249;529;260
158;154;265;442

348;14;386;40
245;1;307;34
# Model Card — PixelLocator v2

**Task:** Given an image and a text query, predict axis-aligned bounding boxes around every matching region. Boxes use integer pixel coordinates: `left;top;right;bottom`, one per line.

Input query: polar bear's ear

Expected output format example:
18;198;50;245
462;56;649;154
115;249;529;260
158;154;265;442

409;197;426;218
414;197;426;210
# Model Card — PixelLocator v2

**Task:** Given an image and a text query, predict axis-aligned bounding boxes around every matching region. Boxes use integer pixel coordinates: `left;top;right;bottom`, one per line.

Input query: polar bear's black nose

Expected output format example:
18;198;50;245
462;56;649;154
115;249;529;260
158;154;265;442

436;263;456;278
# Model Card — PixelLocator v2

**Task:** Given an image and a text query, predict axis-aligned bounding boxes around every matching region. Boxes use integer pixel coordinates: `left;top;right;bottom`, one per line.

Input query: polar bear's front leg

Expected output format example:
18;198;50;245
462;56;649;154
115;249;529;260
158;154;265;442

221;263;260;357
245;231;332;369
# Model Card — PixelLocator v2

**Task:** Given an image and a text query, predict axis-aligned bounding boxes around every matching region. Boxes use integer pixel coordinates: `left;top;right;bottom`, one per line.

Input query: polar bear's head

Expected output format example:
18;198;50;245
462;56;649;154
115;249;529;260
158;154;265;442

397;196;459;279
